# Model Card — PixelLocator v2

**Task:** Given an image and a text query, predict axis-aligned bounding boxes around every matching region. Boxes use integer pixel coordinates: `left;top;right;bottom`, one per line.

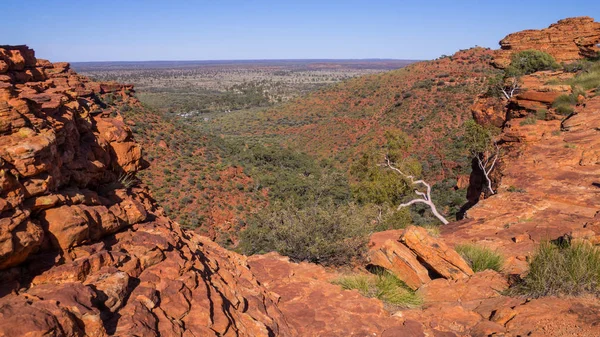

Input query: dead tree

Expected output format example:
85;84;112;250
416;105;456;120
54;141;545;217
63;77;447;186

384;157;449;225
477;143;499;195
499;76;521;100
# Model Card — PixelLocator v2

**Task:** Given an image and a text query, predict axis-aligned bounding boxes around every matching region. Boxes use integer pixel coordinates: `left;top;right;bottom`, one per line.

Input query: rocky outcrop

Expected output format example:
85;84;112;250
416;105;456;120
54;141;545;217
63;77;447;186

368;227;473;290
0;45;292;336
0;45;144;269
494;17;600;68
506;70;573;119
449;80;600;276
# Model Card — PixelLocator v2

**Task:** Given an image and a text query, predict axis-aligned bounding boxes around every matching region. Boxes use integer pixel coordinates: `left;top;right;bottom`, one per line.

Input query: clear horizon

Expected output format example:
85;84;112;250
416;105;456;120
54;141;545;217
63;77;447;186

4;0;598;62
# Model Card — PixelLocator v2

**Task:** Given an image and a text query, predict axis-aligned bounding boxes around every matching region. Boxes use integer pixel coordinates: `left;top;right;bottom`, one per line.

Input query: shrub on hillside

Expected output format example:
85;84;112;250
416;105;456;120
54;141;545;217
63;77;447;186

510;241;600;297
506;50;560;76
238;200;377;265
455;244;503;272
552;94;578;115
566;61;600;91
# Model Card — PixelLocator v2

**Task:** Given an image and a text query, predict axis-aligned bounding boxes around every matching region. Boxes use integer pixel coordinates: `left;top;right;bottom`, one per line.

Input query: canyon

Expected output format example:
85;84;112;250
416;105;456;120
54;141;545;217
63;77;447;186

1;16;600;336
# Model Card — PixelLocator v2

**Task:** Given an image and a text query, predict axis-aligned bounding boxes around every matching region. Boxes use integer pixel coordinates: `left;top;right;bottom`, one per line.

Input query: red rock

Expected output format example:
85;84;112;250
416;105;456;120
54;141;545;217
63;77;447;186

0;212;44;269
491;306;518;325
401;226;474;280
471;95;506;127
417;270;508;304
368;230;431;289
495;17;600;67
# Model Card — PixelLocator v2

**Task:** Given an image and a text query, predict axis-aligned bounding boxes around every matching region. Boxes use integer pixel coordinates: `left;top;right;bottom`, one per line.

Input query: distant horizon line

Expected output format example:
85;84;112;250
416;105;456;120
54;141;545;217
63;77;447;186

70;58;423;64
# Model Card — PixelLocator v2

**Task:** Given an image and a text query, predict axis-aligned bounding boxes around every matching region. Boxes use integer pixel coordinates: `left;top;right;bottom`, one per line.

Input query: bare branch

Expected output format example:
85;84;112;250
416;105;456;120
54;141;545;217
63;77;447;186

384;156;449;225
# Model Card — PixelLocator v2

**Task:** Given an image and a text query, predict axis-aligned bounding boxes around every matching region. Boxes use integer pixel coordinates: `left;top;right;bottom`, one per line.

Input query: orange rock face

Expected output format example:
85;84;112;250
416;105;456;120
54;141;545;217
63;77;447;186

367;227;473;290
0;46;292;337
494;17;600;68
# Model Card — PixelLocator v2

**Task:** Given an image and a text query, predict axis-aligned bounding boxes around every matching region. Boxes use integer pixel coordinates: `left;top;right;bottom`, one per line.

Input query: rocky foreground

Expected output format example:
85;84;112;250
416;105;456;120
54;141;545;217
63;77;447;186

1;17;600;337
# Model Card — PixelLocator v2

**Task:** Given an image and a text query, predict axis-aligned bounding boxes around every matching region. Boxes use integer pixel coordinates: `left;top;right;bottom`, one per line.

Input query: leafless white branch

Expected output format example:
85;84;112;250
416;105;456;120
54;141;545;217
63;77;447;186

385;157;449;225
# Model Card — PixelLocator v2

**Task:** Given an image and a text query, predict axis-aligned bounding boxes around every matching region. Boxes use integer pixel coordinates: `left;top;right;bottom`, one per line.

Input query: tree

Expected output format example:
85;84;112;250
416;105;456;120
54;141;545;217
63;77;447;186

506;50;560;76
464;120;500;195
488;72;521;100
384;156;449;225
488;50;559;100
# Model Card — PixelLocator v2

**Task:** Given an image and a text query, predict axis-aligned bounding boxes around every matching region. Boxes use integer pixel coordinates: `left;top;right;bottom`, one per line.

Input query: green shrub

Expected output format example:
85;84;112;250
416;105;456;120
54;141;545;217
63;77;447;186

536;108;548;120
455;244;503;272
552;94;577;115
506;50;560;76
562;60;592;73
238;200;377;266
519;116;537;126
511;241;600;297
333;269;422;308
566;62;600;91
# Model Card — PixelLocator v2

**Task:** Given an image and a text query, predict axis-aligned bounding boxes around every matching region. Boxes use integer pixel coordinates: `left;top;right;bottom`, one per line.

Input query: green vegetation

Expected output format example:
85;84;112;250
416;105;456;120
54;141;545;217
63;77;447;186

565;61;600;92
487;50;559;100
552;93;578;115
463;119;498;154
350;131;419;206
510;241;600;297
238;200;376;265
536;108;548;120
506;50;560;76
138;80;274;114
455;244;503;272
519;116;537;126
224;142;351;207
333;269;422;308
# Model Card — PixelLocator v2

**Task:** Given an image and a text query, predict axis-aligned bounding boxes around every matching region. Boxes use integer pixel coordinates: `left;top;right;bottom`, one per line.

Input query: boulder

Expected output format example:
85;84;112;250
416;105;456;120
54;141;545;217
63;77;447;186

368;230;431;289
401;226;474;280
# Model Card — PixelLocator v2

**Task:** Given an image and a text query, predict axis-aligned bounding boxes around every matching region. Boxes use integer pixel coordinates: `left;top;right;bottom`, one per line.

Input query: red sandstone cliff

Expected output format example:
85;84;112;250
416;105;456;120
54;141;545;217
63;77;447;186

494;16;600;68
0;45;295;336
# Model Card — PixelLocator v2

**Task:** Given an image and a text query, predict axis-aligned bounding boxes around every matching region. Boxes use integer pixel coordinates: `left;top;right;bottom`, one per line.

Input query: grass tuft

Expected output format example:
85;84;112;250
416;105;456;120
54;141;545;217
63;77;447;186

552;94;577;115
510;241;600;297
333;269;422;308
566;62;600;91
455;244;503;272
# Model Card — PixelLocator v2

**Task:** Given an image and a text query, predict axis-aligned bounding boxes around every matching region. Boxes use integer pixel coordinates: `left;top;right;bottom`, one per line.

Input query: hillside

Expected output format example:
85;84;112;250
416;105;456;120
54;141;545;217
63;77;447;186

119;107;268;244
204;48;495;176
143;47;498;234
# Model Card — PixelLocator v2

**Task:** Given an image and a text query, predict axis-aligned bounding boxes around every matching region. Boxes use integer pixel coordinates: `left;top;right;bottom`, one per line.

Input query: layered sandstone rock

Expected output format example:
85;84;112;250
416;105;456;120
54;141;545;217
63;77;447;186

494;17;600;68
0;45;292;337
367;227;473;290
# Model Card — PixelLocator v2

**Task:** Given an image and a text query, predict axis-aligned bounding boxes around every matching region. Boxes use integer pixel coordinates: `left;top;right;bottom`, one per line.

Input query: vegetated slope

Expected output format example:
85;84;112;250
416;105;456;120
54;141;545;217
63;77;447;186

201;47;496;218
121;107;268;244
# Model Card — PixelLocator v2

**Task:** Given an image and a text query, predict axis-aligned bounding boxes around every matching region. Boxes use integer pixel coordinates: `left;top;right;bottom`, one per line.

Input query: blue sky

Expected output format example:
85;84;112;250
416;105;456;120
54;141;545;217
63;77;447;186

3;1;598;61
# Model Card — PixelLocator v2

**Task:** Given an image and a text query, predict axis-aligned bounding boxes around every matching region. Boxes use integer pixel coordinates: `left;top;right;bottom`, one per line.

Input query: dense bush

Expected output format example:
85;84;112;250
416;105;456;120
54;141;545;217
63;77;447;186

511;241;600;297
238;200;378;265
455;244;503;272
333;269;422;308
506;50;560;76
